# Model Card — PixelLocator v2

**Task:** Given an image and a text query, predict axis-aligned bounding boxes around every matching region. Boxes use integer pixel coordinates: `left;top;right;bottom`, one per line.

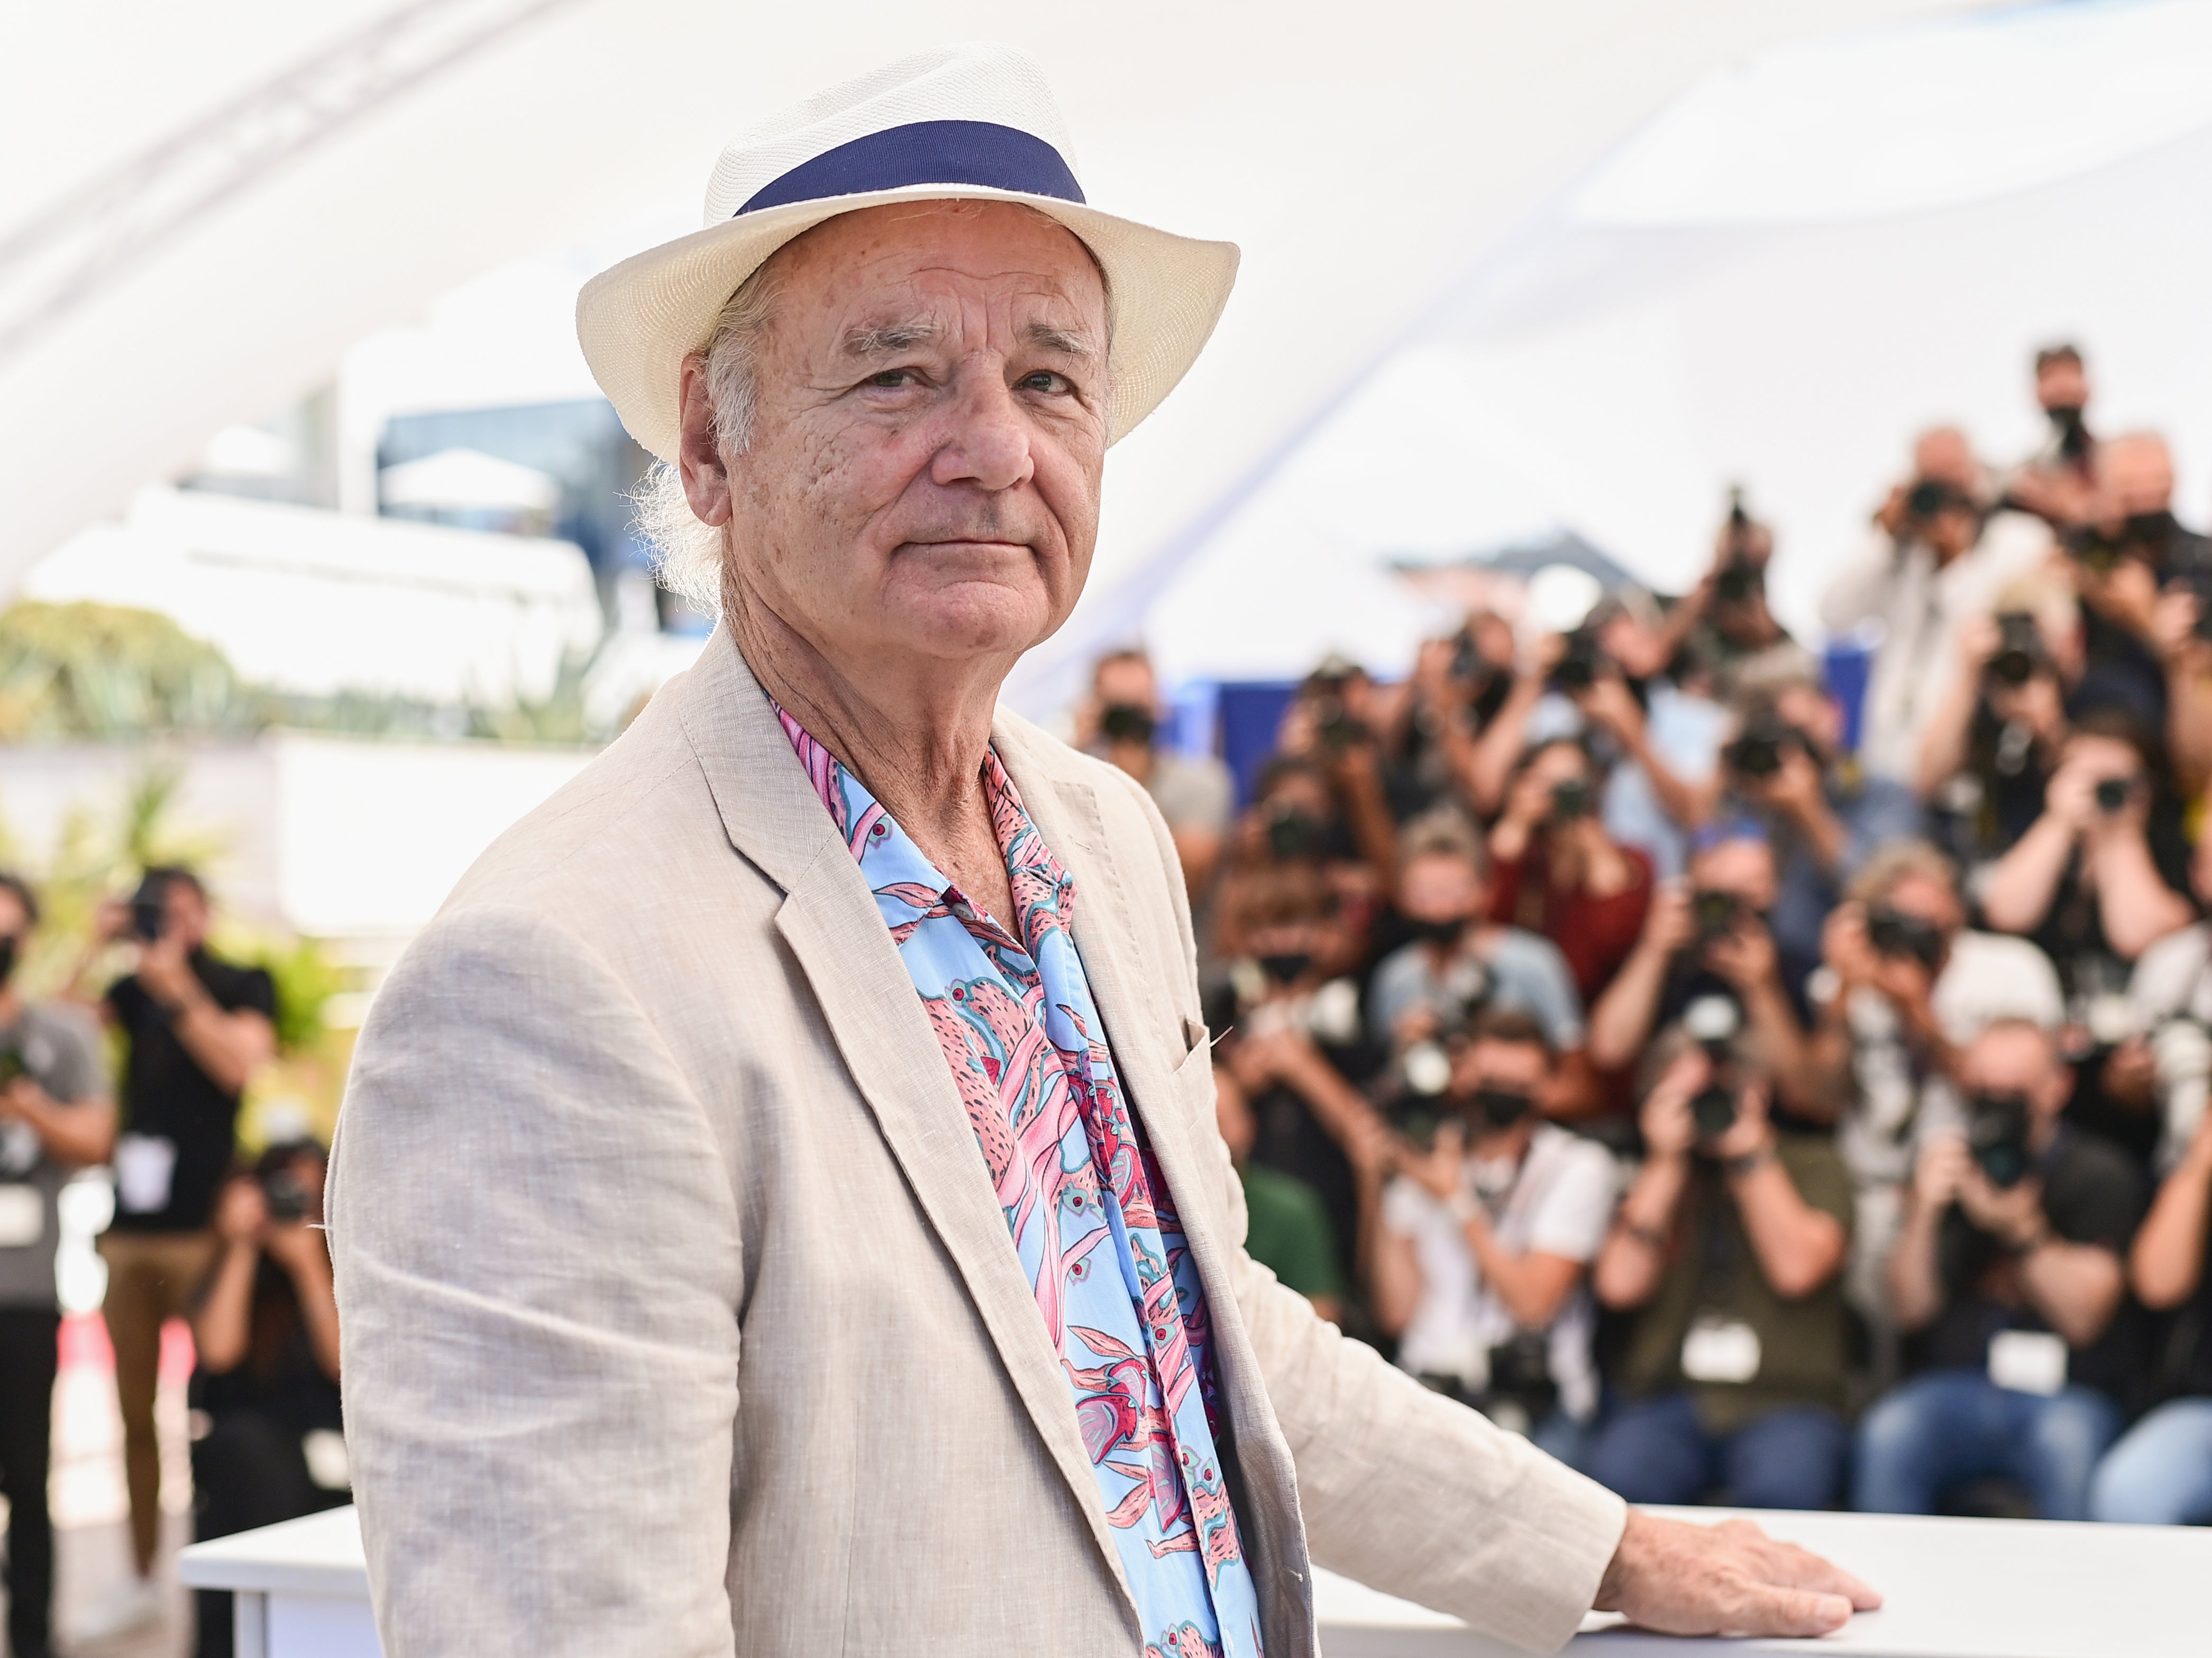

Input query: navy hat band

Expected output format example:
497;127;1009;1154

737;119;1084;217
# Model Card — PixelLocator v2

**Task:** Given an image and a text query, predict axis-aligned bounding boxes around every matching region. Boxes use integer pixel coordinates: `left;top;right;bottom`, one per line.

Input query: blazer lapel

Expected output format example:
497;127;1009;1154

999;722;1317;1643
673;630;1136;1611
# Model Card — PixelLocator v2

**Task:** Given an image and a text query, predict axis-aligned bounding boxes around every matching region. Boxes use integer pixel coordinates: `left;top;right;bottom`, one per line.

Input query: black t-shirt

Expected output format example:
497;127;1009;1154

106;951;276;1233
1913;1126;2147;1398
190;1252;342;1432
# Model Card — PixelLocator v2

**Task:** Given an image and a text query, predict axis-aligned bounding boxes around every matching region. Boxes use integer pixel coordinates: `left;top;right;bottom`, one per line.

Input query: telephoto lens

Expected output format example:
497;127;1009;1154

2093;777;2132;815
1967;1091;2034;1188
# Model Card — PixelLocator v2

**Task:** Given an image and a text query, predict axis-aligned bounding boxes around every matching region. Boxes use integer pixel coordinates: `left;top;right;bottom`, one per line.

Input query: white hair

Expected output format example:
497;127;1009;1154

629;257;785;615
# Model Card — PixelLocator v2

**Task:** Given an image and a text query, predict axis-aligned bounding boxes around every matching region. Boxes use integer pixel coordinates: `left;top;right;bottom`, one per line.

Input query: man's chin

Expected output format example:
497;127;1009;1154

884;583;1067;664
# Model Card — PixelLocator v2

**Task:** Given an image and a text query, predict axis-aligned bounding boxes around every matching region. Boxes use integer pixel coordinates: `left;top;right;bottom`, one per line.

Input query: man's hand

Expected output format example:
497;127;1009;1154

1913;1134;1971;1216
1956;1166;2048;1250
134;933;200;1009
1703;916;1778;994
1595;1510;1880;1637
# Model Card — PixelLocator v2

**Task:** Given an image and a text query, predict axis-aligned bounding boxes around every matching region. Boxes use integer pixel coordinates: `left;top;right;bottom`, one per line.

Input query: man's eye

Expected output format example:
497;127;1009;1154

866;369;912;388
1020;371;1070;393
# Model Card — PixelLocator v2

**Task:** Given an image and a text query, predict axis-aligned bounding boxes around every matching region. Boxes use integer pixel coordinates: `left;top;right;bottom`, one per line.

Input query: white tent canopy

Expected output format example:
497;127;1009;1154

3;0;1975;708
1138;0;2212;686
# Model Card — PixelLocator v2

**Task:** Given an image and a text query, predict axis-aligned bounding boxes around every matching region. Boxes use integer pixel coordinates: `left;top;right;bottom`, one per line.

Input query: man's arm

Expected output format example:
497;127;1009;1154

327;905;743;1657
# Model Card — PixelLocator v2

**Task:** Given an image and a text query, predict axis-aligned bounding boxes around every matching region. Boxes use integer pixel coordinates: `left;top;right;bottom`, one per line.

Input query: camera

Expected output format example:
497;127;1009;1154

1098;703;1156;746
1549;777;1595;823
1265;806;1327;862
1548;628;1605;692
2093;776;2134;816
1966;1090;2034;1189
1681;994;1743;1140
1690;888;1743;946
1988;612;2046;688
1312;698;1365;752
261;1164;312;1223
1449;628;1489;684
1865;902;1945;972
1714;554;1763;606
128;877;169;943
1722;709;1795;780
1905;477;1968;521
2064;523;2124;574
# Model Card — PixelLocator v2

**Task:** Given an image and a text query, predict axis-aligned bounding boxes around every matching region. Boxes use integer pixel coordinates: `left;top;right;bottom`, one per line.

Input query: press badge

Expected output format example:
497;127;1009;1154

0;1184;42;1248
113;1133;178;1214
1988;1329;2068;1396
1681;1316;1762;1384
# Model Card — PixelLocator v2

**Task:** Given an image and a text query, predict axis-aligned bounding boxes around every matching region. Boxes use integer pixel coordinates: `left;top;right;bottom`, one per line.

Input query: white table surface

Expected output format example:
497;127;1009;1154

1315;1505;2211;1657
180;1503;2209;1657
177;1504;368;1598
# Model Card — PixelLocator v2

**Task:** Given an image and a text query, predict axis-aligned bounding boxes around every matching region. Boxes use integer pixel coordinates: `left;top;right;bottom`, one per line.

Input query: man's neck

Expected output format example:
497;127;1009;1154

728;585;1008;838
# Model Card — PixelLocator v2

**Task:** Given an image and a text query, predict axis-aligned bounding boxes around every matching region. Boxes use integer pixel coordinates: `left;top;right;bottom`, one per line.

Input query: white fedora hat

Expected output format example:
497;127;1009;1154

577;42;1239;463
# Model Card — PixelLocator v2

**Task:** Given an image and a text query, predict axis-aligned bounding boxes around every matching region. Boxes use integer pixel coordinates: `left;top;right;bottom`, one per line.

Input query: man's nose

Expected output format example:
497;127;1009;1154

929;370;1035;493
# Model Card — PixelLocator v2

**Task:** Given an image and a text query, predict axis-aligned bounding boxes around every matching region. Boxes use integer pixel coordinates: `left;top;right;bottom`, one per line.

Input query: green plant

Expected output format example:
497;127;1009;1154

0;601;267;740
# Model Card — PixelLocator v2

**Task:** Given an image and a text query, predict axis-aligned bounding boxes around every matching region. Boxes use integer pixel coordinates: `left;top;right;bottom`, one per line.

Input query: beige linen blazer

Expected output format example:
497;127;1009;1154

327;629;1625;1657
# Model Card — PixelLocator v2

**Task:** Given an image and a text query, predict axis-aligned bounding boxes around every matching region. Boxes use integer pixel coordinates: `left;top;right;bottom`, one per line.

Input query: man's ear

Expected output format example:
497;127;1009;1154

678;355;734;529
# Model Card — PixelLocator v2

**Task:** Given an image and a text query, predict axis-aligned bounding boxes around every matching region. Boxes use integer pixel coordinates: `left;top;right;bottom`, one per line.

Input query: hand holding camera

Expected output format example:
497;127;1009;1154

1912;1134;1972;1217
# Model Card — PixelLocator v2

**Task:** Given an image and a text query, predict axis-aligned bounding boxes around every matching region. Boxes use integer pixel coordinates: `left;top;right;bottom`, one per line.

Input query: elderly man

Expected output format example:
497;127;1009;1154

329;44;1873;1657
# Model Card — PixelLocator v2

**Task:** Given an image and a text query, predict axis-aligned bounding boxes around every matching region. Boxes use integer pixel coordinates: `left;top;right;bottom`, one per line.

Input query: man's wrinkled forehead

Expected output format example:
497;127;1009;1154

773;200;1107;356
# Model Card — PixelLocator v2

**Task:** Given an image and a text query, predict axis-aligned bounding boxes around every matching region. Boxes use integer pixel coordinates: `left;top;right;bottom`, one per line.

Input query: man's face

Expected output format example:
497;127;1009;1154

1913;428;1976;492
1689;837;1777;911
161;881;209;950
1959;1024;2068;1124
1094;656;1157;715
707;201;1109;676
1774;684;1841;760
0;888;29;969
1456;1036;1549;1102
2037;359;2089;414
1400;853;1484;927
1882;872;1962;940
2096;435;2174;519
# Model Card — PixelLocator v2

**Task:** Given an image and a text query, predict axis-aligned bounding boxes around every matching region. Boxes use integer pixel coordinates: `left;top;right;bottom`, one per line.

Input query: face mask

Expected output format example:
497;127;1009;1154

1257;951;1312;986
2047;402;2086;438
1404;914;1467;948
0;936;16;985
2124;509;2177;549
1469;1084;1535;1131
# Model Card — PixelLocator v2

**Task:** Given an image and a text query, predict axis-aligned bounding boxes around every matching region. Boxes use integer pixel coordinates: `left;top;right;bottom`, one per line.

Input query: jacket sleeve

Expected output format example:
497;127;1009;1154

326;904;743;1658
1118;767;1626;1655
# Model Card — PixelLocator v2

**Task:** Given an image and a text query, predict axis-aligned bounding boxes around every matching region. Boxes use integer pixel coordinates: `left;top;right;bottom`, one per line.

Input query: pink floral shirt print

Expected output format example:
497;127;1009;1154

778;708;1263;1658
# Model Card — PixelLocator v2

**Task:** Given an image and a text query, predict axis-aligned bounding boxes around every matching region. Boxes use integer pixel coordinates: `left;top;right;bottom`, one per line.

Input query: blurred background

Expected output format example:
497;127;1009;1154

9;1;2212;1650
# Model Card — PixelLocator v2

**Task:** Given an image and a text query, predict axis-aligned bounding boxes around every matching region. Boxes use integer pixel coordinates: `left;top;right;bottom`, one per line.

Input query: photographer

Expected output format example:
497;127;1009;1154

1913;582;2083;838
2002;345;2099;527
70;866;276;1629
1588;824;1816;1115
1718;667;1922;975
1079;648;1235;901
1977;710;2195;974
2088;1096;2212;1524
1824;427;2053;784
1366;813;1593;1114
1804;841;2063;1323
1585;1025;1854;1510
1855;1020;2143;1520
0;872;113;1658
1382;613;1519;823
1370;1010;1617;1465
2110;820;2212;1174
1487;737;1653;1004
1651;500;1816;702
189;1142;346;1658
1212;863;1391;1302
1467;606;1725;880
2060;432;2212;738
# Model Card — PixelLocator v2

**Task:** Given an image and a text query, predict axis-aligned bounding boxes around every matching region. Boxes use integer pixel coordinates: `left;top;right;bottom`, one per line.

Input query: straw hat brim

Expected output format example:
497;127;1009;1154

575;182;1239;462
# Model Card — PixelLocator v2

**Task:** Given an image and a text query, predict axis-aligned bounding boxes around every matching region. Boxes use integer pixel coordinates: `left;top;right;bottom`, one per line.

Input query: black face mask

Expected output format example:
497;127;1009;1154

2124;509;2177;551
1404;914;1468;948
1469;1084;1535;1131
1099;703;1157;746
1257;951;1313;986
0;936;16;985
2047;401;2087;443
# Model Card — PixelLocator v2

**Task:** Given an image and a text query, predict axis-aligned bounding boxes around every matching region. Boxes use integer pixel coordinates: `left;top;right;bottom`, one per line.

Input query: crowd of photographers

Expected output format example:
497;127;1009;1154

1081;344;2212;1528
0;865;334;1658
